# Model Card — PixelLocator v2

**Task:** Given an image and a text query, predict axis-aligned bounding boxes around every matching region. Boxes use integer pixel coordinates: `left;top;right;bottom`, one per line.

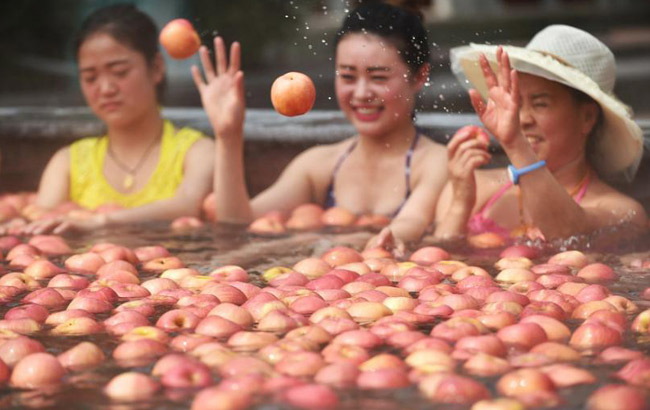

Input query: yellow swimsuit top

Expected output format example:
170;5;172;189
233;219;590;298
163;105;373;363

69;120;204;210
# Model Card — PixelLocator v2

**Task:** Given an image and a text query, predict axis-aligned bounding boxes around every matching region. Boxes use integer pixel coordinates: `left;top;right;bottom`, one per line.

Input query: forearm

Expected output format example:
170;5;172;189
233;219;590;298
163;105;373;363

504;138;590;238
434;201;473;239
104;195;203;226
214;136;254;223
389;216;430;244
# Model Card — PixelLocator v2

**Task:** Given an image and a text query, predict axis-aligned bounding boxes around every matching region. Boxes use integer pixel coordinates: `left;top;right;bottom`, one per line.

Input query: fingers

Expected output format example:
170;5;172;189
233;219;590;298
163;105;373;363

448;126;485;159
191;66;205;92
469;89;486;117
229;41;241;74
510;69;520;106
215;36;227;75
497;47;513;93
235;71;246;100
479;53;497;89
198;45;215;82
53;221;73;235
24;219;58;235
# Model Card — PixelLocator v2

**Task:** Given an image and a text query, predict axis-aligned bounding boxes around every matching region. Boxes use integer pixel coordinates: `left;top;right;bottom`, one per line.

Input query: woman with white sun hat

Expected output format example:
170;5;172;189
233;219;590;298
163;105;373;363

434;24;647;241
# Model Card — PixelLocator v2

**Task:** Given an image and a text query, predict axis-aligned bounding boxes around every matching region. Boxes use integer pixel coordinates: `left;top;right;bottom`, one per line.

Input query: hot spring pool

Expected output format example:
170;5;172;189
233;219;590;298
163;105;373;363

0;221;649;409
0;108;649;408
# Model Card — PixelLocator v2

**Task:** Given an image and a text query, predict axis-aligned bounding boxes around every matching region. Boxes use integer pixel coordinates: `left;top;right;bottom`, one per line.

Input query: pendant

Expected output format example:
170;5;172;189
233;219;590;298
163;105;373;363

123;174;134;190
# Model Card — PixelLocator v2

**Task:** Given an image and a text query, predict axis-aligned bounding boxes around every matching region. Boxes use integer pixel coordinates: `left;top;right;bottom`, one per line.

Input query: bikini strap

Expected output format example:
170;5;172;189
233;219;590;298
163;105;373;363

476;180;514;217
392;129;421;217
324;138;358;208
573;169;591;203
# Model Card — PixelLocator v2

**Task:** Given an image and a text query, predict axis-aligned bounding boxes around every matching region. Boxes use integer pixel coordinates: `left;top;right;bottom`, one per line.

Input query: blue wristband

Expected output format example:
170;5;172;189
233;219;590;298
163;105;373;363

507;160;546;185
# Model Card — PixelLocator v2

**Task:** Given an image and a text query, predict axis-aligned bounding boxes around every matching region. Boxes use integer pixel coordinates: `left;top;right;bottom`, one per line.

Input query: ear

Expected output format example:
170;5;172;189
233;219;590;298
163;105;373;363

412;63;430;92
151;52;166;85
581;101;600;137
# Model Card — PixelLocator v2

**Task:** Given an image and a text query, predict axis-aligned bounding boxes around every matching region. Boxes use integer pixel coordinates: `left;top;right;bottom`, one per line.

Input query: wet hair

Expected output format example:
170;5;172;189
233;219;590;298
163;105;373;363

74;4;166;101
334;1;431;74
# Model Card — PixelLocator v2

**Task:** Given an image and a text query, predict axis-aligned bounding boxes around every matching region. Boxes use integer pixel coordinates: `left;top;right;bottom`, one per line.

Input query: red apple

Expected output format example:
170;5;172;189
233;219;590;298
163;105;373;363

159;18;200;59
105;371;160;401
10;352;65;388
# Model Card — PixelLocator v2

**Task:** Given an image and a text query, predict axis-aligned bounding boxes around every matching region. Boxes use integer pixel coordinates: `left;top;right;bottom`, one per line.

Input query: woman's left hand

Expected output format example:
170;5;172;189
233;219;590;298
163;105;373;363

21;214;108;235
470;47;522;149
365;227;406;258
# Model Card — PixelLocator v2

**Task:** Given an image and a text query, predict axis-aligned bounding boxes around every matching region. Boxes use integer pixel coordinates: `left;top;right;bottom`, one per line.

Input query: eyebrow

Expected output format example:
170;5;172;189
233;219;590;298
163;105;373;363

337;64;391;73
530;92;552;99
79;59;130;73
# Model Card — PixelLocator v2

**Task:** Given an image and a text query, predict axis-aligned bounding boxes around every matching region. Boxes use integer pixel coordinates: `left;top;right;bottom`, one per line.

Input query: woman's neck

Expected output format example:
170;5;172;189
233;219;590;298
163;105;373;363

355;122;417;159
551;153;592;191
106;110;164;157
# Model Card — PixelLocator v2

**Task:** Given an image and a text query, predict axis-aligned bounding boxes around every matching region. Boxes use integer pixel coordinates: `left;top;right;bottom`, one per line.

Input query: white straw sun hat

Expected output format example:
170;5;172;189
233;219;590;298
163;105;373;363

450;24;643;181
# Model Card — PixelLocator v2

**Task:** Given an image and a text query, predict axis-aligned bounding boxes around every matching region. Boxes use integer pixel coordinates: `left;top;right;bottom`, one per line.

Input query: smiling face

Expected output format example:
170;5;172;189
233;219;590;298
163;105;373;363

335;33;427;139
518;73;599;171
77;32;164;128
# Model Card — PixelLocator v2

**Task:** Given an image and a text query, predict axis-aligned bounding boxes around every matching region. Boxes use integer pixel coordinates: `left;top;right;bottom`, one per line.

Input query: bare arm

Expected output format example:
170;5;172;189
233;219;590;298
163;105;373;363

24;138;214;235
471;47;647;238
366;144;450;254
434;126;491;239
192;37;250;223
250;147;322;217
36;147;71;209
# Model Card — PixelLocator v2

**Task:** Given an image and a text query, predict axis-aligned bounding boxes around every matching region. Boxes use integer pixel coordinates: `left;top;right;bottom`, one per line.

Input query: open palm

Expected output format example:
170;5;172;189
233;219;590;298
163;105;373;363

192;37;245;140
469;47;521;148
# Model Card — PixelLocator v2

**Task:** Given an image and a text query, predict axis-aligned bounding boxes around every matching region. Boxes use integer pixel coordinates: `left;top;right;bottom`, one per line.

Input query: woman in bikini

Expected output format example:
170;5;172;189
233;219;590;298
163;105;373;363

22;4;214;234
435;25;647;242
195;1;447;253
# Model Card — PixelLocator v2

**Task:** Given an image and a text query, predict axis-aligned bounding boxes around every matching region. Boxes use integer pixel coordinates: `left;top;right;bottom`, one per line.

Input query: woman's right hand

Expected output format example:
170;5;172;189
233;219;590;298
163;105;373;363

446;125;491;208
192;37;245;143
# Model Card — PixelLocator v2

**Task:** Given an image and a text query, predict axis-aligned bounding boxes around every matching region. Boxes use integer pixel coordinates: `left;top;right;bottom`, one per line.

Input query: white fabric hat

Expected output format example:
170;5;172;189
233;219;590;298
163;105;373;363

450;24;643;181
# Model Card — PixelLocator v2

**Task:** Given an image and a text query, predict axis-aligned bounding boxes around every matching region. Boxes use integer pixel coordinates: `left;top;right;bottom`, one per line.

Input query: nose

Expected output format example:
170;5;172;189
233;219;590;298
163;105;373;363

97;76;117;96
352;78;372;101
519;103;534;128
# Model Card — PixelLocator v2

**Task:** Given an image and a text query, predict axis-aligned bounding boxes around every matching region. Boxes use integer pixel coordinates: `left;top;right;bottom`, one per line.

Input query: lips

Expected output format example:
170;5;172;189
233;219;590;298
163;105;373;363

352;105;383;122
525;135;544;150
100;101;122;112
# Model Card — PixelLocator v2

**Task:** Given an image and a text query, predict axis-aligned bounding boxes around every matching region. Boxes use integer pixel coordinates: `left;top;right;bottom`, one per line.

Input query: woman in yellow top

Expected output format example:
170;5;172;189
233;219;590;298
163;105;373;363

25;4;213;234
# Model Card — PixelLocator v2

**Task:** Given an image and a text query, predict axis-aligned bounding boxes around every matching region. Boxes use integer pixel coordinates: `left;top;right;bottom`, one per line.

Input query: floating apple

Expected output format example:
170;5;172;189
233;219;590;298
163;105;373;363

160;19;201;59
271;72;316;117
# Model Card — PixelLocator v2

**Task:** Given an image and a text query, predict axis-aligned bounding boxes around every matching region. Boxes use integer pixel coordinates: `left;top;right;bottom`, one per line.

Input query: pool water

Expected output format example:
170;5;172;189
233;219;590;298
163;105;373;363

1;222;649;409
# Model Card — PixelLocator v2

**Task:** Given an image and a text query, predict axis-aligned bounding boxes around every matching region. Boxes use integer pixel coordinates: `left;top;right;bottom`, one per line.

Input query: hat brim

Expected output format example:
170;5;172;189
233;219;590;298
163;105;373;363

450;44;643;180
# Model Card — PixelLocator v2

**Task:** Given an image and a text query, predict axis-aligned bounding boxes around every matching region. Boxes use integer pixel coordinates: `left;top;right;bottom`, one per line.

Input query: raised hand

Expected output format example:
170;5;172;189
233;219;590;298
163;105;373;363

192;37;245;142
469;47;522;149
447;125;491;208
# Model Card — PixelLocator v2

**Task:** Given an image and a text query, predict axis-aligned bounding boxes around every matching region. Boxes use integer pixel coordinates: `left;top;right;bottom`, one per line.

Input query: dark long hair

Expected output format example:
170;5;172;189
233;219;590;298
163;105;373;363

334;1;430;74
74;4;166;101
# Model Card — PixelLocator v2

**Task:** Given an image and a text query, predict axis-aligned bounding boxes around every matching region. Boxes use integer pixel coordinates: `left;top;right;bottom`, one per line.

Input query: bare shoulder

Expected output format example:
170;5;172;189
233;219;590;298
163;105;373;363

411;138;447;178
185;137;215;165
586;179;648;224
51;146;71;168
416;136;446;159
188;136;215;154
290;138;355;170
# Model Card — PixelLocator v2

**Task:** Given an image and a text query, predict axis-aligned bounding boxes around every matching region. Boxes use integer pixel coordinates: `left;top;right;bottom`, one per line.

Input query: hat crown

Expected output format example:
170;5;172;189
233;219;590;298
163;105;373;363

526;25;616;93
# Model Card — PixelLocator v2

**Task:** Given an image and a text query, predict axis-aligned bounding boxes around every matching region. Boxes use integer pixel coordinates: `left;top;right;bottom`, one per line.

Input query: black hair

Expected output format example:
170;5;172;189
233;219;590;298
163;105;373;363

74;4;166;101
570;87;603;166
334;1;430;74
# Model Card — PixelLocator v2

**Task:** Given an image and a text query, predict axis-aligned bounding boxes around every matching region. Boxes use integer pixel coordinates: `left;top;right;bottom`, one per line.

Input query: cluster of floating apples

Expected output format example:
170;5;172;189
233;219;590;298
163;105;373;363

0;231;649;410
0;192;218;233
247;203;391;234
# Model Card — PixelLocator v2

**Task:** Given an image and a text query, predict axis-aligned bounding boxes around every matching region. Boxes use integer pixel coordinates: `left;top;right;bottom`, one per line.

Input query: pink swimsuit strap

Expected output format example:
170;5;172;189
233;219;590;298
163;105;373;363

467;173;592;237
